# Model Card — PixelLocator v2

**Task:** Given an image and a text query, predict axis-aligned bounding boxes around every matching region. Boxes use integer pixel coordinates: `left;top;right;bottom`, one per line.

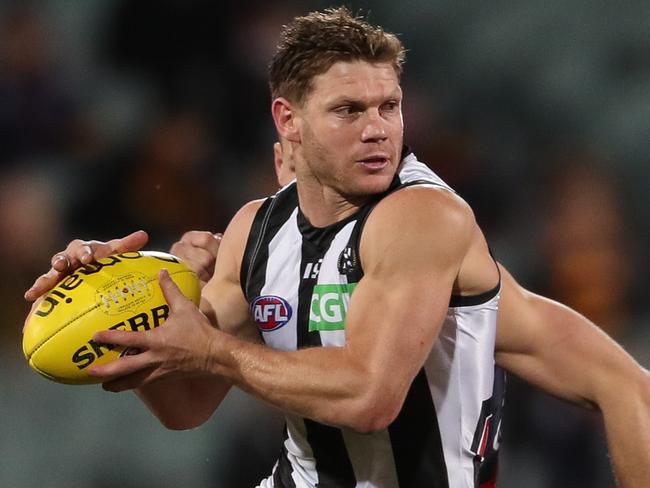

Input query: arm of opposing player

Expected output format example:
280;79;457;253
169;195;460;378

203;188;474;432
495;264;650;487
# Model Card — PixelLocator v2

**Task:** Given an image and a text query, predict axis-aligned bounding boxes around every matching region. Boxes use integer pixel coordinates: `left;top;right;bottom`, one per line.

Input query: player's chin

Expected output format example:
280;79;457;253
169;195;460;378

349;172;394;196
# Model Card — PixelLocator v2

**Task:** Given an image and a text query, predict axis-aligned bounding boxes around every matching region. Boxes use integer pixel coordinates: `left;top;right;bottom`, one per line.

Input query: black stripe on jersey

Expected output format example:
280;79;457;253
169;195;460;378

389;369;450;488
240;183;299;302
241;196;273;301
297;206;363;249
297;238;326;348
295;213;358;485
304;419;356;488
273;429;297;488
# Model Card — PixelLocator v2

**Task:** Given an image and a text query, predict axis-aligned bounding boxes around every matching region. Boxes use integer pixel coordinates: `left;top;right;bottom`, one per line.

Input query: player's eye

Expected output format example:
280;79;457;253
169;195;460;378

382;100;400;113
333;104;361;117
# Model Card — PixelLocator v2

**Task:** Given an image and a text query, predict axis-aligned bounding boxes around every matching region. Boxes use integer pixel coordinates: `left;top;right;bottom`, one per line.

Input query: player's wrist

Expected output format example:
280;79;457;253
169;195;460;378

201;327;237;379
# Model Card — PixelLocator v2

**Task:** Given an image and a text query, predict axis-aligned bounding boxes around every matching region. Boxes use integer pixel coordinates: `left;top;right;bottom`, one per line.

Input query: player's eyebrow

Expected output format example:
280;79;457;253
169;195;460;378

326;90;402;109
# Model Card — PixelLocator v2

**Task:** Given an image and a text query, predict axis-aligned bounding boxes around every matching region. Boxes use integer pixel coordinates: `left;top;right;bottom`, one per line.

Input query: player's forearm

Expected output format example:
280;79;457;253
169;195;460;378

135;375;232;430
209;333;400;432
599;370;650;488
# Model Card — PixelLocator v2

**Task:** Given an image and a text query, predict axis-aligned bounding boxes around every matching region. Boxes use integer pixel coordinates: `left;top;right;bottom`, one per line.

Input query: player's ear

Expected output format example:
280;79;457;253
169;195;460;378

272;98;301;143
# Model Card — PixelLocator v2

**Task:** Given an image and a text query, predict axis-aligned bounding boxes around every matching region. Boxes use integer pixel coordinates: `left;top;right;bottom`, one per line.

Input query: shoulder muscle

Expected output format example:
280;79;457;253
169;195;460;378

361;186;475;279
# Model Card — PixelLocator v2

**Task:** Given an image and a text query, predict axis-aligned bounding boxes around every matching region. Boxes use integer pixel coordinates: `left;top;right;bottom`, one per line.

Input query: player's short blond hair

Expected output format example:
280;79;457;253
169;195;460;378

269;7;405;106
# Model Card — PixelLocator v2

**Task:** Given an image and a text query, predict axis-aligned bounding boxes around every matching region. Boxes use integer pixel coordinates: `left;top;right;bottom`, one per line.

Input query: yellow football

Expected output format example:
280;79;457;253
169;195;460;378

23;251;201;385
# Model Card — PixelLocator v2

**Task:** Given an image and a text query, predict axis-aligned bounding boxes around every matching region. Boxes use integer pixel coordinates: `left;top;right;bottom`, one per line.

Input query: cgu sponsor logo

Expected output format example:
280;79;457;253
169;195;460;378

309;283;357;332
71;304;169;370
252;295;292;332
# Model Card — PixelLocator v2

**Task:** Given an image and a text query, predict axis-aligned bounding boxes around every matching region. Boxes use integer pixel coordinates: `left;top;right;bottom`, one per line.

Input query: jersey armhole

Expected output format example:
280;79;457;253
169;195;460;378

449;249;501;307
240;197;275;301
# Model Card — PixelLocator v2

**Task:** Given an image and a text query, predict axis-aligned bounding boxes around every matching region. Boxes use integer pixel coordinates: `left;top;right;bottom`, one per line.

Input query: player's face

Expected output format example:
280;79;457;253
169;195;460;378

295;60;403;198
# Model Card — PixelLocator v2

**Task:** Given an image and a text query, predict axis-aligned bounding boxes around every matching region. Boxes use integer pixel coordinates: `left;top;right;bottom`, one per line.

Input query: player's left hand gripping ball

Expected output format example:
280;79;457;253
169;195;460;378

22;251;201;385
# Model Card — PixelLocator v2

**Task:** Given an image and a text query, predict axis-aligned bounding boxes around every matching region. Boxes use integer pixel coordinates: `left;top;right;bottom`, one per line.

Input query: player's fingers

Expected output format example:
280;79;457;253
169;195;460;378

169;242;215;283
95;230;149;260
87;351;153;383
24;268;64;301
50;253;71;272
158;269;192;311
57;231;148;267
92;329;150;350
57;238;95;267
183;231;222;257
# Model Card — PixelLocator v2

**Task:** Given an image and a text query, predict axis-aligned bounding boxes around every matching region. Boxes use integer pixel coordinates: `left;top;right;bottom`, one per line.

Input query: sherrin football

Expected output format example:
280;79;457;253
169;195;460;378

23;251;201;385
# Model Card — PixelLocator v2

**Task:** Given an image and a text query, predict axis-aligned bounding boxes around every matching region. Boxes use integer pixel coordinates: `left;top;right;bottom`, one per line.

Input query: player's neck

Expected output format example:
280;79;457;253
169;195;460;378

296;181;366;228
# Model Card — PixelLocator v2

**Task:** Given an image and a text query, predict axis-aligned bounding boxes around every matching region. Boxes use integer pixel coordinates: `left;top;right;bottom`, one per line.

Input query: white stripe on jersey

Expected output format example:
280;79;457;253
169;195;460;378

425;296;500;488
261;208;301;351
398;153;452;190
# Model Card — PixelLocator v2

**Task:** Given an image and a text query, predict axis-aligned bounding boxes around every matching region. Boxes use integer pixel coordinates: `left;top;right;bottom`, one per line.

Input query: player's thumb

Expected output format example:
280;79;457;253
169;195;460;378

158;269;189;311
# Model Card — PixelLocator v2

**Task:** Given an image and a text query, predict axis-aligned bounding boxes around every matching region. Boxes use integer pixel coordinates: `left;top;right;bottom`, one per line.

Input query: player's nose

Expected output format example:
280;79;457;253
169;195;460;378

360;109;388;143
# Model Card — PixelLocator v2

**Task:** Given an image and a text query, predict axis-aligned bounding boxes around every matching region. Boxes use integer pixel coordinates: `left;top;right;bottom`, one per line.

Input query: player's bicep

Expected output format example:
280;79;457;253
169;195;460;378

345;270;453;383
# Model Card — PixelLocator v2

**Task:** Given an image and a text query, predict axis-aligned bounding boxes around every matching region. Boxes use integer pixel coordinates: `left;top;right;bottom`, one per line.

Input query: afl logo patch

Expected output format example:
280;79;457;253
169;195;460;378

252;295;292;332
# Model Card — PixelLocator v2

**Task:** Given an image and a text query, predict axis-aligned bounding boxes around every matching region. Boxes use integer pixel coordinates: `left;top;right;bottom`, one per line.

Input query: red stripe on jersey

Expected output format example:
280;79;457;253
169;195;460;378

478;415;492;458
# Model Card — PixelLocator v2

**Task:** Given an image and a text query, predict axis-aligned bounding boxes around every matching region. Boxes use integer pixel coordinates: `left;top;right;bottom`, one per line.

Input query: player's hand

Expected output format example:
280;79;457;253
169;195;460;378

169;231;222;286
24;230;149;302
88;269;219;391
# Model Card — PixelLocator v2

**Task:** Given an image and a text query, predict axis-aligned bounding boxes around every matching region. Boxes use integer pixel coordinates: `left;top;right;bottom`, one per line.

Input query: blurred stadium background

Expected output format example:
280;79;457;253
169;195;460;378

1;1;648;487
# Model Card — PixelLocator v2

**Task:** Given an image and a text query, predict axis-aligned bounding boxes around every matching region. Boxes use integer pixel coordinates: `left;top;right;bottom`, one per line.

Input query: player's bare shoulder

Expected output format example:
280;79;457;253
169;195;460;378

202;199;266;339
213;199;266;275
224;199;266;250
202;198;265;291
360;186;476;271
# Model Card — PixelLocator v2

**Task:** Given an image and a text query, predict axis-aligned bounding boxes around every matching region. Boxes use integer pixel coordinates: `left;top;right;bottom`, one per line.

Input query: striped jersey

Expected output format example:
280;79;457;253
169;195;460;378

242;150;505;488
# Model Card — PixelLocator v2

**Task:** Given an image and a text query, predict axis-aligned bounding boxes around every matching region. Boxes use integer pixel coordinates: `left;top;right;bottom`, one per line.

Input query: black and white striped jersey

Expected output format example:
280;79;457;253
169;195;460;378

242;151;505;488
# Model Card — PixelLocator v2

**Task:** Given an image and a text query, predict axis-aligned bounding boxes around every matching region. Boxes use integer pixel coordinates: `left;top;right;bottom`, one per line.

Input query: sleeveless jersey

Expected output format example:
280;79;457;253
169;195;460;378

241;150;505;488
